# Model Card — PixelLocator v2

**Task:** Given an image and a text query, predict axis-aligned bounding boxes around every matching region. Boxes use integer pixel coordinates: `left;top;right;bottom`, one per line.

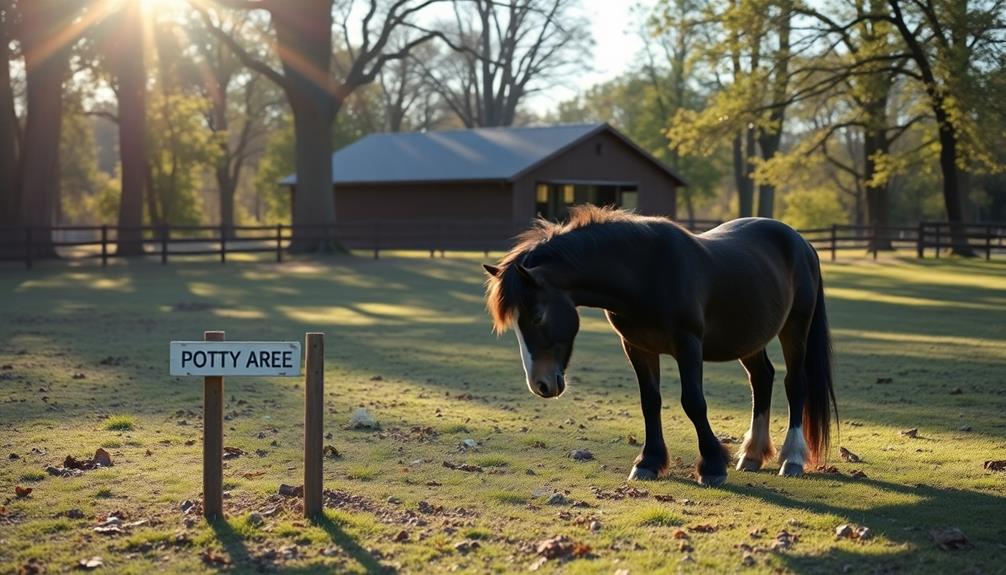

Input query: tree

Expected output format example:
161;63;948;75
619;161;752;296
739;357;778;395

666;0;794;218
883;0;1005;254
189;8;281;237
0;1;19;227
203;0;441;252
418;0;591;127
18;0;85;257
99;0;148;255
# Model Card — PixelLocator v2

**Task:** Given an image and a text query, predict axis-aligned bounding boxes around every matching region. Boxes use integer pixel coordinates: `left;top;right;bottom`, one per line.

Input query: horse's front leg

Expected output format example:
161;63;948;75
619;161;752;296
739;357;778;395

676;335;730;486
622;339;668;481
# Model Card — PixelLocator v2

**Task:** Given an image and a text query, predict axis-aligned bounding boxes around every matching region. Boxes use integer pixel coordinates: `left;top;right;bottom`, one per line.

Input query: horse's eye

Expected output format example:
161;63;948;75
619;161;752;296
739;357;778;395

533;311;546;325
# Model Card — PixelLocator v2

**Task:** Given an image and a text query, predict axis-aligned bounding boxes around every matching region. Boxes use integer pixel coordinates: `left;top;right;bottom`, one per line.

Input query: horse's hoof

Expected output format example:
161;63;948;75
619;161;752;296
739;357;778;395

779;461;804;477
698;474;727;487
628;466;658;481
736;456;763;472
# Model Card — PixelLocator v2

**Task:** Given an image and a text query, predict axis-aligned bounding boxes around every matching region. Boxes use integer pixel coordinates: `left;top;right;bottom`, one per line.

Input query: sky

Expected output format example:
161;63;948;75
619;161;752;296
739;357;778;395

525;0;659;115
413;0;661;117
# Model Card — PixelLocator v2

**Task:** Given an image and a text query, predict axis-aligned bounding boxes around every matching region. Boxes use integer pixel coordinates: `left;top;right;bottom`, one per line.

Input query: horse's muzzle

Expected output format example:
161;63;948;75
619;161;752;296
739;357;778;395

531;372;565;398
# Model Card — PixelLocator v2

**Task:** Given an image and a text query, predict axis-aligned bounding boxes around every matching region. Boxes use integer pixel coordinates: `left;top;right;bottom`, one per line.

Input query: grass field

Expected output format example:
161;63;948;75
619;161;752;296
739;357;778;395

1;254;1005;574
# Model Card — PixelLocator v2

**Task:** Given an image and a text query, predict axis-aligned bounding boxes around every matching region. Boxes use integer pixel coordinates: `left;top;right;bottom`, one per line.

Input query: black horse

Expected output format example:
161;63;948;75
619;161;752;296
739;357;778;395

483;206;836;486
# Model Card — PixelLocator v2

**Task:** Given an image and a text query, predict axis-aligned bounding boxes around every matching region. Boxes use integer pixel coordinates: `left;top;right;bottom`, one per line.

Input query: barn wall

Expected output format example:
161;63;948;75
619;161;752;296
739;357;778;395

513;130;679;222
329;182;517;250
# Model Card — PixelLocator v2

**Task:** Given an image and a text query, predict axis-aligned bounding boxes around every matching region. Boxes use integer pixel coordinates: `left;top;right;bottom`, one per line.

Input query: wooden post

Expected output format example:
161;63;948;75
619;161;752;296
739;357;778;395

276;224;283;263
935;225;941;259
220;225;226;264
203;330;225;520
304;332;324;518
161;225;168;265
101;225;108;267
986;225;992;261
917;222;924;259
872;224;878;260
830;224;837;262
24;227;31;270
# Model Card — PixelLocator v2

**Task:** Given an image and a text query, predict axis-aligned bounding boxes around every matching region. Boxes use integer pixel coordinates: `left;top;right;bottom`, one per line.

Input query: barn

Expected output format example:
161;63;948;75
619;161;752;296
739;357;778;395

280;123;686;251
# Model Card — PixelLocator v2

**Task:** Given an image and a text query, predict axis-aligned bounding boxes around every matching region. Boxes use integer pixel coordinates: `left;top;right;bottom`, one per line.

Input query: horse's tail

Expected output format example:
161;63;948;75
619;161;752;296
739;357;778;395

804;275;837;465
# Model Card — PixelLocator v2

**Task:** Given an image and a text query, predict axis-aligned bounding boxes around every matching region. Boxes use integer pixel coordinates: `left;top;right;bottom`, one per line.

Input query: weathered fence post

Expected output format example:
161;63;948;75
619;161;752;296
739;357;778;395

304;332;324;518
220;225;227;264
917;222;925;259
830;224;837;262
986;224;992;261
24;227;31;270
161;225;169;265
935;225;941;259
872;224;879;260
203;330;225;520
101;225;108;267
276;224;283;263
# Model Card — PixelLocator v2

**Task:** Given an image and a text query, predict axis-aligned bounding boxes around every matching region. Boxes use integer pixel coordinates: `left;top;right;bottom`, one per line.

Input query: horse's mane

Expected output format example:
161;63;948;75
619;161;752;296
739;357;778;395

485;205;674;333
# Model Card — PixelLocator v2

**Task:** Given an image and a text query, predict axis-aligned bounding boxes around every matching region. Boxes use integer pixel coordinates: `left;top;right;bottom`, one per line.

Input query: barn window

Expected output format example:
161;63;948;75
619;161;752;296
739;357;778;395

562;185;574;204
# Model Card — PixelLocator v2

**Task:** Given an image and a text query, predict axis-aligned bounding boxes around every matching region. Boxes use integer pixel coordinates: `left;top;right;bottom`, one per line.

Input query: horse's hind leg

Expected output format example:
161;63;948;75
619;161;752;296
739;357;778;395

777;302;814;477
736;349;776;471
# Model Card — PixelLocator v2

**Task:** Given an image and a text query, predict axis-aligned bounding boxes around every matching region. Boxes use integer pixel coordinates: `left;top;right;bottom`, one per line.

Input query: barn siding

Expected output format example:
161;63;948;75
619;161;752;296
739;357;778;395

513;130;678;222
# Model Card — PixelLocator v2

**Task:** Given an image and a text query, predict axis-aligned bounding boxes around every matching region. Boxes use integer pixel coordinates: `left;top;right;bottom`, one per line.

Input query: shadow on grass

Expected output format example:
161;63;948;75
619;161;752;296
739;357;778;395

668;472;1006;573
207;518;252;567
310;513;393;575
208;513;393;574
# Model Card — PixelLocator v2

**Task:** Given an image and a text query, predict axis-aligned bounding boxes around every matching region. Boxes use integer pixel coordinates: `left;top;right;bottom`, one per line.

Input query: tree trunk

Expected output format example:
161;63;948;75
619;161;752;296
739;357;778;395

863;122;892;250
733;131;755;218
756;131;780;218
269;0;341;252
0;4;19;228
114;0;147;256
289;95;339;252
935;105;974;256
217;167;237;240
19;0;75;259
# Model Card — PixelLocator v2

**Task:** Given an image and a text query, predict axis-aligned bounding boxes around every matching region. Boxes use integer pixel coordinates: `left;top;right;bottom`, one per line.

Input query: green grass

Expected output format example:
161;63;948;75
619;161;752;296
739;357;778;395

635;507;683;527
103;415;136;431
1;254;1004;574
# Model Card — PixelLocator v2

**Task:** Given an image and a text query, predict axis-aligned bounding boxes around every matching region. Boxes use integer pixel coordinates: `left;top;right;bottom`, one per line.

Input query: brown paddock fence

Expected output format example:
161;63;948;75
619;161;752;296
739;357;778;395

0;219;1003;270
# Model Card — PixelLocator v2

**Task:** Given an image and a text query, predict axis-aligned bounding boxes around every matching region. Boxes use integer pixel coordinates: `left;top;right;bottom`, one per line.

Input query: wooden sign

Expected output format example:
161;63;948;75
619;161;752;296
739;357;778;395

169;341;301;376
170;333;324;522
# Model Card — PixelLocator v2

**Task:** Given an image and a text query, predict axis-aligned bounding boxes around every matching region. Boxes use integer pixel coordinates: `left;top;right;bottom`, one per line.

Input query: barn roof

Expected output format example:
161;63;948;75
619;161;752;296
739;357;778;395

279;123;686;186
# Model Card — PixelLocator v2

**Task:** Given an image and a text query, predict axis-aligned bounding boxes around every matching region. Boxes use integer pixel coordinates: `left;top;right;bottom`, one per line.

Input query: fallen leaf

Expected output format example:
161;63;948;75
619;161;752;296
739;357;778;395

15;486;32;498
93;448;113;467
839;447;861;463
200;549;231;566
323;445;341;458
900;428;918;438
930;527;970;550
983;460;1006;472
78;556;103;570
278;484;303;497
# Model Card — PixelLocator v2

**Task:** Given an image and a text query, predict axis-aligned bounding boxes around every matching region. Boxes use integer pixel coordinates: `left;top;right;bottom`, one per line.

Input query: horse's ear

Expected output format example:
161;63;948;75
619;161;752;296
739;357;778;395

516;264;540;286
482;264;501;277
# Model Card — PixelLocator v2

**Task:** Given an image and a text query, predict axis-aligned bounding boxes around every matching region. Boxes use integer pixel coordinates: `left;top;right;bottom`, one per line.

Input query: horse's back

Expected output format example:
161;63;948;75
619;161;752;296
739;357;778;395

694;218;820;360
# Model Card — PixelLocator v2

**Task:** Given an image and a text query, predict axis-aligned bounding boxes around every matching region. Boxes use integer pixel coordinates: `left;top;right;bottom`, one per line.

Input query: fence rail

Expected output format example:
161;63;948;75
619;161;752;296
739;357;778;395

0;219;1003;269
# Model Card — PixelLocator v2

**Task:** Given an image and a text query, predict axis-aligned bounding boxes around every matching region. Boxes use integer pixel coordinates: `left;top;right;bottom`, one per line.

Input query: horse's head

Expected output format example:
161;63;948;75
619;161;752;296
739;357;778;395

483;263;579;399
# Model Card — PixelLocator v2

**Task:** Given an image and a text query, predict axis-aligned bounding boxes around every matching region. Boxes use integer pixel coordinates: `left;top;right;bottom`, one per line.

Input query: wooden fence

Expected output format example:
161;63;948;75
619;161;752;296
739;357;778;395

0;219;1003;269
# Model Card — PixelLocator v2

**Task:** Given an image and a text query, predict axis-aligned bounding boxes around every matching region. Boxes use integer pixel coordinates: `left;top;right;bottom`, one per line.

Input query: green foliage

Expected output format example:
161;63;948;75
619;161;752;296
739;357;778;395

254;117;295;224
104;415;136;431
782;187;850;230
145;91;219;226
